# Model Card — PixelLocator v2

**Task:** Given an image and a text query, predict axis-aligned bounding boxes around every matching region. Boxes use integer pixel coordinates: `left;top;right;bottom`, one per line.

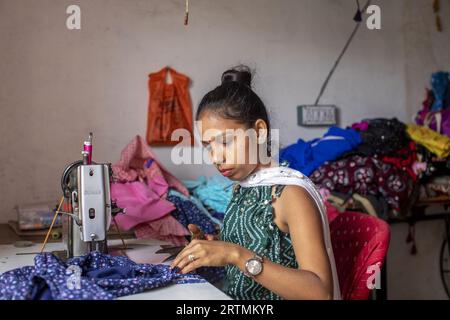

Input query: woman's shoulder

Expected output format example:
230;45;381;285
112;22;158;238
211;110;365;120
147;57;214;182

275;184;321;221
277;184;314;203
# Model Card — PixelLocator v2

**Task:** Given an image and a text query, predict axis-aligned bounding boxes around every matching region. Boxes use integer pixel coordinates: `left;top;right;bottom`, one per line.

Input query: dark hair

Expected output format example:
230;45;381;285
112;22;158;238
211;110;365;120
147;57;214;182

196;65;271;154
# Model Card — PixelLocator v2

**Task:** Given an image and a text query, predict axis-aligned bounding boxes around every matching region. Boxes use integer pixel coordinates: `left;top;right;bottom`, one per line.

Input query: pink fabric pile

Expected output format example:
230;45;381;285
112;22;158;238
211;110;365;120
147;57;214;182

111;135;190;245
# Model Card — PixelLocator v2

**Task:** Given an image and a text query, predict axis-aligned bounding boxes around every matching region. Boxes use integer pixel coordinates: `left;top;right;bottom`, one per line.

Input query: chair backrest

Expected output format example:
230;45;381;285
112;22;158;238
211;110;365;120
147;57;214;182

330;212;390;300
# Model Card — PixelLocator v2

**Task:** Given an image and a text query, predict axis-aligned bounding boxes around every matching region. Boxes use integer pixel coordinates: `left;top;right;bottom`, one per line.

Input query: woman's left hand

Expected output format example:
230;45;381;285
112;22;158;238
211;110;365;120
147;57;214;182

170;239;243;274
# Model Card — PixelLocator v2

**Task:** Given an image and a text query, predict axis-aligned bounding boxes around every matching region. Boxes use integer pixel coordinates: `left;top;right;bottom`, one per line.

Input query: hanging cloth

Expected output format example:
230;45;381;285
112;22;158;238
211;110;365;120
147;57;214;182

237;166;342;300
146;67;194;146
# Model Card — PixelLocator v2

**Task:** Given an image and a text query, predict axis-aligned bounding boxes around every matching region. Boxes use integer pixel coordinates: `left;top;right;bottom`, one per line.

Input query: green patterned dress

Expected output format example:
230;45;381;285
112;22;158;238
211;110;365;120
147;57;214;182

220;183;298;300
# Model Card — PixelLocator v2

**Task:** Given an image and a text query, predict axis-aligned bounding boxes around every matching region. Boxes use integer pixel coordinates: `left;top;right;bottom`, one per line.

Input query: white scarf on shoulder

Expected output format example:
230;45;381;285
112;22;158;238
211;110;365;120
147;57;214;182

238;166;341;300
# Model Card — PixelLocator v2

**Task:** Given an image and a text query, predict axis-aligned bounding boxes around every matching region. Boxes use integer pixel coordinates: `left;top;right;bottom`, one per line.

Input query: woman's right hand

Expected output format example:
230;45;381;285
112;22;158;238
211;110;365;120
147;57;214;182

188;224;218;241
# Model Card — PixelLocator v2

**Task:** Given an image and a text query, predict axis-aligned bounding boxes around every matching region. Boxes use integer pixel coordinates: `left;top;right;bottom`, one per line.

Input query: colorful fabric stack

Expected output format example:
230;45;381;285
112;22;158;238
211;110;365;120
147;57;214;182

281;115;450;219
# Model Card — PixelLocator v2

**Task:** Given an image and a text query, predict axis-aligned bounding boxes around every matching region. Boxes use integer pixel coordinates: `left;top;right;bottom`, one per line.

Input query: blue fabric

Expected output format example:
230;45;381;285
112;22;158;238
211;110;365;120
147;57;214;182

165;192;226;286
0;251;205;300
210;210;225;221
280;126;362;176
183;175;233;213
29;277;53;300
168;189;223;226
431;71;450;111
196;267;226;286
167;194;218;235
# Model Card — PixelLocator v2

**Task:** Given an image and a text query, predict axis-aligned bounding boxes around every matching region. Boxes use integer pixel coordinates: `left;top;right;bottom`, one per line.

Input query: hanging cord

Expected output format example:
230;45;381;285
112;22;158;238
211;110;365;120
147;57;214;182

184;0;189;25
40;197;65;253
314;0;372;106
433;0;442;32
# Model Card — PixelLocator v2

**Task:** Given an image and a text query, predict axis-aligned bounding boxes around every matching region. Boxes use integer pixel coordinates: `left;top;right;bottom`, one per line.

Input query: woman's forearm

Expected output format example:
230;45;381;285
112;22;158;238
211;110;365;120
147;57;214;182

229;245;332;300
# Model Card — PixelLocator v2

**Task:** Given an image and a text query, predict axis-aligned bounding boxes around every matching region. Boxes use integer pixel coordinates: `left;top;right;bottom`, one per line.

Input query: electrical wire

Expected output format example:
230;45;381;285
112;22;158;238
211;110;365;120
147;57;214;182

314;0;372;106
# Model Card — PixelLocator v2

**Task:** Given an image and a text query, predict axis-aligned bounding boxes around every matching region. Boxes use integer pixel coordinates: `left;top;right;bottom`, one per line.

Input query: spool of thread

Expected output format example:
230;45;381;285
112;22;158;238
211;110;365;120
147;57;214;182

83;141;92;164
51;230;62;240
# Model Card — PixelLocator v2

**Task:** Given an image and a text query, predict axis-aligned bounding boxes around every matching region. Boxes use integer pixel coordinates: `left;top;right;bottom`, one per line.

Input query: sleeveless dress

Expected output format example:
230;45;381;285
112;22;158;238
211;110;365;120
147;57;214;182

220;165;341;300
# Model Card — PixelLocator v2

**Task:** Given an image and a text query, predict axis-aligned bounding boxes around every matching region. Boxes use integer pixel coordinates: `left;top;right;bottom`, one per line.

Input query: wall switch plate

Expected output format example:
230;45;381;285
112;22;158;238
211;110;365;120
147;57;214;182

297;105;338;127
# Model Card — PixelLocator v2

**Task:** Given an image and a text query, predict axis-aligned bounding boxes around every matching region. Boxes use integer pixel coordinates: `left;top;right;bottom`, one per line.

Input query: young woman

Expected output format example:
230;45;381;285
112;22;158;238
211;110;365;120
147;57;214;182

171;66;340;300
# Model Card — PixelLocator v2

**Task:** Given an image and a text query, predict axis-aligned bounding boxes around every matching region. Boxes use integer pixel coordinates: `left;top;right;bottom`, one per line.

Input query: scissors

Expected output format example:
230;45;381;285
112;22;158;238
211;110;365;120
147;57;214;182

156;245;185;262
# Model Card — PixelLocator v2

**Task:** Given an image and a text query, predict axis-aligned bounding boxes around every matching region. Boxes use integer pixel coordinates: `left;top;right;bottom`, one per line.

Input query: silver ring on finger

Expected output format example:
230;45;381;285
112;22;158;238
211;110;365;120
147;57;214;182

188;254;196;262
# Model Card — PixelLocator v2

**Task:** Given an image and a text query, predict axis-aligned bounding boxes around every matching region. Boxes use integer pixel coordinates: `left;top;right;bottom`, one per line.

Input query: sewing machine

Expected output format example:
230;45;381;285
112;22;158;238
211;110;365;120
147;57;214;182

0;132;231;300
59;133;125;258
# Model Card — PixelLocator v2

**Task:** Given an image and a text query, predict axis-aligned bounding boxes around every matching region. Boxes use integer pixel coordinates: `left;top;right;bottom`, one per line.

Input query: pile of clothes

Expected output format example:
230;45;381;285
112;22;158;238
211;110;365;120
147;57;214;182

410;72;450;201
111;135;231;246
281;120;417;220
280;72;450;221
280;114;450;219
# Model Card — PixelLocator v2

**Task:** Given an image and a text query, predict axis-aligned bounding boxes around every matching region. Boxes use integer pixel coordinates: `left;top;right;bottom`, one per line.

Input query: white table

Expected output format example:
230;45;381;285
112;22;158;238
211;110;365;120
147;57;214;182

0;239;231;300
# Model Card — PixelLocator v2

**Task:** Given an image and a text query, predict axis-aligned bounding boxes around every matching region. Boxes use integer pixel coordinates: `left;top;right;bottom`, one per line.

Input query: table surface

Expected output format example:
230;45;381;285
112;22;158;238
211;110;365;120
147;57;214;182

0;238;231;300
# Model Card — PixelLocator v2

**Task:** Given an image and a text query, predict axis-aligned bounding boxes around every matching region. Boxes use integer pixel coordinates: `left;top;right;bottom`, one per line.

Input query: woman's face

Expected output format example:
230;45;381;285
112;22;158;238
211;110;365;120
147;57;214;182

197;111;268;181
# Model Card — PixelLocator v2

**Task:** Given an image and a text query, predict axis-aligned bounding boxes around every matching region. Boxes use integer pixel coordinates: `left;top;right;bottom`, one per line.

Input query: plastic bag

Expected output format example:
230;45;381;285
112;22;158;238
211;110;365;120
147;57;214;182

146;67;194;146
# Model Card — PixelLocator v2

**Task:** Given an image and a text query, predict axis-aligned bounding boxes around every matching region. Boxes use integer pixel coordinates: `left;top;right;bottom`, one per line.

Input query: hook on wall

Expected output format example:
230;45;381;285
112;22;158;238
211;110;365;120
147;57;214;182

354;0;363;22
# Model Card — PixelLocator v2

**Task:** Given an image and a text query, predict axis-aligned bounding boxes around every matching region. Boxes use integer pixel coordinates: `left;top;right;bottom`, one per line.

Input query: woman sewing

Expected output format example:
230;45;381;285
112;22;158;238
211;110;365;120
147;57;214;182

171;66;341;300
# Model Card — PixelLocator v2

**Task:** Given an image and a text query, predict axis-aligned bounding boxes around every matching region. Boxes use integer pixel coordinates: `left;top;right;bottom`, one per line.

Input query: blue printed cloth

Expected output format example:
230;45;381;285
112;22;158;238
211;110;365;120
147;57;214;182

0;251;205;300
166;192;226;286
210;210;225;221
168;189;223;226
167;194;218;235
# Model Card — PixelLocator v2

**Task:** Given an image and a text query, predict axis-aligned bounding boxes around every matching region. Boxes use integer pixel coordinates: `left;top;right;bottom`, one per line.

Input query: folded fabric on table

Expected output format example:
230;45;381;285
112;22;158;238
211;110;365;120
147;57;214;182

167;194;219;235
183;175;233;213
0;251;205;300
112;135;188;196
111;181;176;231
310;155;413;218
279;126;362;176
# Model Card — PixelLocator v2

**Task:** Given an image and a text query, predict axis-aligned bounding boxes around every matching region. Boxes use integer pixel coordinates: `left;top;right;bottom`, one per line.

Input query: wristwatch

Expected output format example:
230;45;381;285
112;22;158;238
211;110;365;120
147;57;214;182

244;254;264;278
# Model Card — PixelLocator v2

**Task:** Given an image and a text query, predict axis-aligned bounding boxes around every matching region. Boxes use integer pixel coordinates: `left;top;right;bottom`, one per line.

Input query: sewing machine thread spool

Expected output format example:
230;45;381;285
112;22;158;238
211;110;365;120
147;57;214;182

83;132;93;164
51;230;62;240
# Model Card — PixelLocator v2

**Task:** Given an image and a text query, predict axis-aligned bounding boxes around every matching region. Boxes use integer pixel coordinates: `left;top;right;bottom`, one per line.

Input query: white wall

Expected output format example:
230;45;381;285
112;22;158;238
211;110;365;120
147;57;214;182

1;0;449;299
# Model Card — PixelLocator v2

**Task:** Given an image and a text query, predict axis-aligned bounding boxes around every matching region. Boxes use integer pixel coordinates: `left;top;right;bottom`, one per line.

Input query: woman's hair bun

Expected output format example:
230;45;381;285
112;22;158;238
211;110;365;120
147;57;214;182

221;65;252;88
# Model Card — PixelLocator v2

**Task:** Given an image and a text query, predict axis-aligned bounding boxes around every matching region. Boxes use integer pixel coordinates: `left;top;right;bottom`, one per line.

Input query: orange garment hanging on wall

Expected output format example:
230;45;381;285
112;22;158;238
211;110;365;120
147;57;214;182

146;67;194;146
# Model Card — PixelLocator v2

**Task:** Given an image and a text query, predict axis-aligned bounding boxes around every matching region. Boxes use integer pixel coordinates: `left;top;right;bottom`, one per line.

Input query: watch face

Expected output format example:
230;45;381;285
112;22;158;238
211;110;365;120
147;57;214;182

247;259;263;275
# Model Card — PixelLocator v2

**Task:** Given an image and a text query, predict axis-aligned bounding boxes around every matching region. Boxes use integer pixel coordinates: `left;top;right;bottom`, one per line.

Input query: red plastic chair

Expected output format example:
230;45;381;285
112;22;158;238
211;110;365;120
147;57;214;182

329;212;390;300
